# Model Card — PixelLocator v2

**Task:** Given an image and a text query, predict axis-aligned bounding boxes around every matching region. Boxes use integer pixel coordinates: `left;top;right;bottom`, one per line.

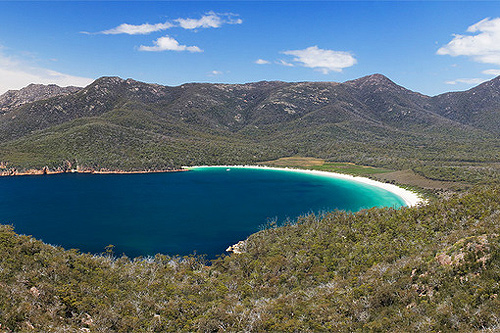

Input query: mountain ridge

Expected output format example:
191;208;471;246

0;83;81;113
0;74;499;179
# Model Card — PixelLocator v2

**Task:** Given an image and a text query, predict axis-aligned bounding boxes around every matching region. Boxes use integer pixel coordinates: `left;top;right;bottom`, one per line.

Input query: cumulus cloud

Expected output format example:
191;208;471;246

282;46;357;74
445;78;487;85
94;12;242;35
254;59;270;65
176;12;242;30
0;51;93;95
437;17;500;65
99;22;173;35
482;68;500;76
138;36;202;52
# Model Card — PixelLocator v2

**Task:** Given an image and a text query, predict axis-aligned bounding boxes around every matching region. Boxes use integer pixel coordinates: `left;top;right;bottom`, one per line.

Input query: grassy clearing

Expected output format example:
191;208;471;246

261;156;391;176
260;156;325;167
310;162;391;176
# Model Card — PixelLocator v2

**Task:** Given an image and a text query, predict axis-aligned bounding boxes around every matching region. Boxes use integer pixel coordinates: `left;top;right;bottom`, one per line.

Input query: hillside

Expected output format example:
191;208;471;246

1;187;499;331
0;74;499;185
433;76;500;133
1;75;500;331
0;84;81;113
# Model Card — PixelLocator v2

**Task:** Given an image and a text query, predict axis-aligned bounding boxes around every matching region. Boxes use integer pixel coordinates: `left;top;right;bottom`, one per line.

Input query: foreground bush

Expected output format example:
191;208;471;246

1;187;500;332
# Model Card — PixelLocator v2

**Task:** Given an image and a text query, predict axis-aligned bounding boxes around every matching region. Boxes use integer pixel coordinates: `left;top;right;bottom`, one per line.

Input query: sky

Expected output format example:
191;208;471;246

1;1;500;96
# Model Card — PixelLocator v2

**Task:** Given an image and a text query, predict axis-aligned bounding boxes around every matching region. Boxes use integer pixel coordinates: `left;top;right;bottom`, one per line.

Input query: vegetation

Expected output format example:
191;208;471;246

1;75;500;331
0;187;499;331
310;162;390;175
0;74;500;187
263;157;391;176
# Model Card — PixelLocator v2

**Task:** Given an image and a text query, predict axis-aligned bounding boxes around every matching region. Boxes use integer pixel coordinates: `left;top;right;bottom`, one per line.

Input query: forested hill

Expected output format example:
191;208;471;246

0;74;499;183
1;75;500;331
1;186;499;331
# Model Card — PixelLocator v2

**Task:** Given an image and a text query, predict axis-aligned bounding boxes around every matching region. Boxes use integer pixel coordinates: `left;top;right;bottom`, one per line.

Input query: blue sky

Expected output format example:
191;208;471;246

1;1;500;95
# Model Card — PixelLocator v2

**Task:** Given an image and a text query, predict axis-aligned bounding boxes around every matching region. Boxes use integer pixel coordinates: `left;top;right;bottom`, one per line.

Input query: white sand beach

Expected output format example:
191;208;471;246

185;165;425;207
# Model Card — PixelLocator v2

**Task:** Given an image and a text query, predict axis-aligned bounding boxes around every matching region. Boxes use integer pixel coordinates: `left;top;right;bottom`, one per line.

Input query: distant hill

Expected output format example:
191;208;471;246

433;76;500;132
0;74;499;181
0;83;81;113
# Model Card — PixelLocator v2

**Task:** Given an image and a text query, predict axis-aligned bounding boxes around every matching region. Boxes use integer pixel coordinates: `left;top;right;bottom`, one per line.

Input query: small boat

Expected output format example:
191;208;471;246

226;168;230;171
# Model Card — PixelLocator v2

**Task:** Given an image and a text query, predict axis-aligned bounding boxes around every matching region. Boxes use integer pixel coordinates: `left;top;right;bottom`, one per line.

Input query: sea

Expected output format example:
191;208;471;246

0;166;405;259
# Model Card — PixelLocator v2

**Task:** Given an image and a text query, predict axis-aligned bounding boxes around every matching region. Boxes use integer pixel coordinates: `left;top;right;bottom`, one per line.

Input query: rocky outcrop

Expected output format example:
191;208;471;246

0;164;186;176
226;240;246;254
435;234;494;268
0;84;81;113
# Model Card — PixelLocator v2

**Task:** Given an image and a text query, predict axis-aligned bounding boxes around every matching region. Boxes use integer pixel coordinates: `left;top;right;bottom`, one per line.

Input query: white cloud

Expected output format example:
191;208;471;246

99;22;173;35
282;46;357;74
209;70;223;75
445;78;487;85
255;59;270;65
482;68;500;76
0;51;93;95
176;12;242;30
437;17;500;65
276;59;294;67
138;36;202;53
94;12;242;35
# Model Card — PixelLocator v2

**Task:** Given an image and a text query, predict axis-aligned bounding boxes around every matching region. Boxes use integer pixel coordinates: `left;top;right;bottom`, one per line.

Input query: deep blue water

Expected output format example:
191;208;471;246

0;167;405;259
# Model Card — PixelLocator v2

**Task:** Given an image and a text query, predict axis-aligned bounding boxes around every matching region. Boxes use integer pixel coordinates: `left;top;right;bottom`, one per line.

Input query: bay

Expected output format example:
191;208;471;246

0;166;405;259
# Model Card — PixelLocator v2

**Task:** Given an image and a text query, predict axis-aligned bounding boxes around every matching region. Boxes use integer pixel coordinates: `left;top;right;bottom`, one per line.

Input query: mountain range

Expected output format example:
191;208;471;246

0;74;499;173
2;74;500;330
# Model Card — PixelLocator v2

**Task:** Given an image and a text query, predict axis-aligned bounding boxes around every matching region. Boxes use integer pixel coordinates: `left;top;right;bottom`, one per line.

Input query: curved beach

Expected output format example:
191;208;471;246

186;165;424;207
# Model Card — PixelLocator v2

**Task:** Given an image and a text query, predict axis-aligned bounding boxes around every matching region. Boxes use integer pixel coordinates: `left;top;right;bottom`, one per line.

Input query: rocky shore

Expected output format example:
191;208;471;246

226;240;246;254
0;166;186;176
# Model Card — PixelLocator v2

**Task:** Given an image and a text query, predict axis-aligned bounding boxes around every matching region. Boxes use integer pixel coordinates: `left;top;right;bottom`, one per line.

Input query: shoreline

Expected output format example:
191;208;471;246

0;168;186;177
186;165;425;207
0;163;424;206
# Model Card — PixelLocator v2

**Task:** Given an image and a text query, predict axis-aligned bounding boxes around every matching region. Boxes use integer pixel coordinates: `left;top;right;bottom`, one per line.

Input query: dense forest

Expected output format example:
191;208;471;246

1;75;500;331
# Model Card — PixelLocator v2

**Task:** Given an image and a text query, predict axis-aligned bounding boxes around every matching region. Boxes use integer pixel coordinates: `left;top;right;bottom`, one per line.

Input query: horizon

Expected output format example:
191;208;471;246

1;1;500;96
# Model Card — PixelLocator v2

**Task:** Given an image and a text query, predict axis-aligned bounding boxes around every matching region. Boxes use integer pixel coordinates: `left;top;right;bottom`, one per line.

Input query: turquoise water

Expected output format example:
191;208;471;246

0;167;405;259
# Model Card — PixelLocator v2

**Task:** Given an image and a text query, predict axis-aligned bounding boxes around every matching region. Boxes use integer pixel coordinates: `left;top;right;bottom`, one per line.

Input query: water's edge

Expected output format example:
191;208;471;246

0;165;422;258
186;165;425;207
